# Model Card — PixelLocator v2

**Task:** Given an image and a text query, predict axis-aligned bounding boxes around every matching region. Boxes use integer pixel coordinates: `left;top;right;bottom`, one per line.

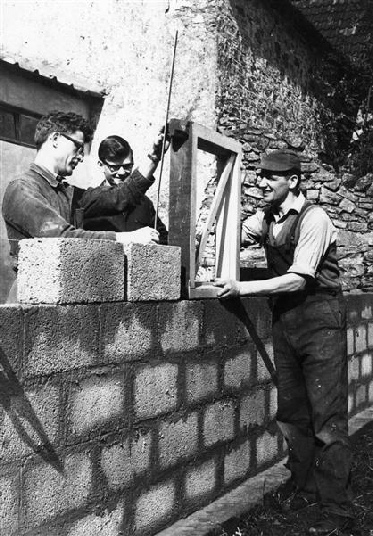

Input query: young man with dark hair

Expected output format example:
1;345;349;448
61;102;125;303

79;135;168;244
215;150;353;535
2;111;161;300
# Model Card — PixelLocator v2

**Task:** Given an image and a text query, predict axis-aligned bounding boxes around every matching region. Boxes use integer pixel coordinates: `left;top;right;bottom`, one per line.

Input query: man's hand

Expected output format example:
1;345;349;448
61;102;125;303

148;126;171;162
116;227;159;245
214;279;241;299
136;127;171;180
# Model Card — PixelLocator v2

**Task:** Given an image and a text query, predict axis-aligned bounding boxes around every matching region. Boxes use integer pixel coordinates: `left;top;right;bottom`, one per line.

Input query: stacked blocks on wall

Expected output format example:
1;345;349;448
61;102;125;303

17;238;125;304
122;243;181;302
17;239;181;304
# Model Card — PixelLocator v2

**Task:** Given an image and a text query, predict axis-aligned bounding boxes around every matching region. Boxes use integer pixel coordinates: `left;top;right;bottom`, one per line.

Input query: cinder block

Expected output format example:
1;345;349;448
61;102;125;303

348;393;354;414
0;305;23;372
17;238;125;304
224;349;252;389
224;440;251;484
347;327;354;355
257;342;274;383
100;302;158;363
135;481;175;531
123;243;181;301
269;386;278;420
67;374;125;436
22;452;91;528
0;382;60;463
348;355;360;382
158;301;202;353
185;459;215;499
24;305;100;377
257;431;279;466
134;364;178;419
0;472;19;535
361;352;373;377
236;298;271;342
254;300;272;338
101;433;151;490
203;300;240;348
158;413;199;468
240;390;266;429
66;501;124;536
362;304;372;320
368;323;373;347
356;384;367;407
368;380;373;403
355;325;367;354
185;362;218;404
203;400;235;447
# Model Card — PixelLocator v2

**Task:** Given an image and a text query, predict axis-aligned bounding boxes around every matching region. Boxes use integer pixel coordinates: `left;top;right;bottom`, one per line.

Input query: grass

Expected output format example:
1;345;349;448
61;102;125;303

210;420;373;536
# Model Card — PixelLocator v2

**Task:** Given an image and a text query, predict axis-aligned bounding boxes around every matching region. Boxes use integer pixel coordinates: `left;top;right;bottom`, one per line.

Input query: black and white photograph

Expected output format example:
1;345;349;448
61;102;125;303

0;1;372;535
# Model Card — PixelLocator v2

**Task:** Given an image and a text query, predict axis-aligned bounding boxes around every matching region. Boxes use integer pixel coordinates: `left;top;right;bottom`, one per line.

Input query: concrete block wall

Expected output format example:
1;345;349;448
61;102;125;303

345;292;373;415
1;293;373;535
0;298;280;536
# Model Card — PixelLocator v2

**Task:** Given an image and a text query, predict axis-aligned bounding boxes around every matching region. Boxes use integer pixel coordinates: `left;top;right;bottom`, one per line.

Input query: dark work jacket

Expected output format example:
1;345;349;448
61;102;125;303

263;202;340;296
2;164;116;270
77;179;168;245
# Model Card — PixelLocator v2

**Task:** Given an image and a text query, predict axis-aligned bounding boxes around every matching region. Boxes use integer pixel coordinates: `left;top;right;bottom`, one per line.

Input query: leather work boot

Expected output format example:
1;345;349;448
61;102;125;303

270;480;316;512
281;491;315;512
307;513;354;535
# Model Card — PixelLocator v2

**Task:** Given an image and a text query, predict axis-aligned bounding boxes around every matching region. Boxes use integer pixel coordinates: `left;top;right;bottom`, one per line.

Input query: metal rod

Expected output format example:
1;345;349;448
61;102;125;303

154;29;178;228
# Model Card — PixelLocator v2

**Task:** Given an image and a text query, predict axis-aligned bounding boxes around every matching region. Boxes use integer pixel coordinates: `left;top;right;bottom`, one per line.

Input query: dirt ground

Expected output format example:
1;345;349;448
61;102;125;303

211;420;373;536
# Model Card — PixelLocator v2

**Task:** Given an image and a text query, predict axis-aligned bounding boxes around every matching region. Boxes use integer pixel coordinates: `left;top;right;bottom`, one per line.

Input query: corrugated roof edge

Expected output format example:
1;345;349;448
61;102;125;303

0;54;107;101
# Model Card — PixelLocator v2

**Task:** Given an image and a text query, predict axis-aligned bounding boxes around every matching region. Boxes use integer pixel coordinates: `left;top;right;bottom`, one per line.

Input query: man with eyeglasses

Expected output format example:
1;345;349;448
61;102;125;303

214;150;353;535
2;111;160;301
76;135;168;244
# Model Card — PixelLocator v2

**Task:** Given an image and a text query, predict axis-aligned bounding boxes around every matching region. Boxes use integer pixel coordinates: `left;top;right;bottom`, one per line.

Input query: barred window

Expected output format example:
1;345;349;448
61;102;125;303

0;105;40;148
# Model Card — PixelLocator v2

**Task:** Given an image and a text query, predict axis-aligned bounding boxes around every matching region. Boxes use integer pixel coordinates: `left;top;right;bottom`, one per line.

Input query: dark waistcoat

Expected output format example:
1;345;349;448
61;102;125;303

263;202;340;293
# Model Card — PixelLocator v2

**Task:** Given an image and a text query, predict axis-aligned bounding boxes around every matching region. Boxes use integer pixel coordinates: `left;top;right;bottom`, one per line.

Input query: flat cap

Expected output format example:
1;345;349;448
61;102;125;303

259;150;301;173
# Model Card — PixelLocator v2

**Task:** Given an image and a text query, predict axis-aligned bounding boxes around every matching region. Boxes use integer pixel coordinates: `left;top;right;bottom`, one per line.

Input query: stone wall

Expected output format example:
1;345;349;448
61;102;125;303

215;0;373;291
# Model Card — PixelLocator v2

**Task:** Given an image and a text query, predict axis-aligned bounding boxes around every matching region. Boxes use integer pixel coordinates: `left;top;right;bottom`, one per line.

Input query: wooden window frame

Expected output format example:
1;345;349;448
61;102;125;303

168;119;242;299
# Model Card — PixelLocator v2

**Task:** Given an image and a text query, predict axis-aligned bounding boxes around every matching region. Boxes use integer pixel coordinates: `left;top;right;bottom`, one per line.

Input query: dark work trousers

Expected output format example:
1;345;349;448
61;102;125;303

272;292;352;518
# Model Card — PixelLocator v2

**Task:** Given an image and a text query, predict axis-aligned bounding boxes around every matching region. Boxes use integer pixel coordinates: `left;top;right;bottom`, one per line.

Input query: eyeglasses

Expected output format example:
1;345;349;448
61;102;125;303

102;161;134;174
59;132;84;155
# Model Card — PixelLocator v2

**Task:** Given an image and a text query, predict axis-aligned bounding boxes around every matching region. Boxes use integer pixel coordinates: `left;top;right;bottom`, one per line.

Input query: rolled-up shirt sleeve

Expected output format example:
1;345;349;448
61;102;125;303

288;207;337;278
241;210;265;246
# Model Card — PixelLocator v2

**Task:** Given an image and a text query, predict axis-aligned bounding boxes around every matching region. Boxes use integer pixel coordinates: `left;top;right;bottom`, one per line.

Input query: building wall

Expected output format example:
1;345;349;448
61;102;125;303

215;0;373;291
1;0;218;196
0;292;372;536
1;0;372;291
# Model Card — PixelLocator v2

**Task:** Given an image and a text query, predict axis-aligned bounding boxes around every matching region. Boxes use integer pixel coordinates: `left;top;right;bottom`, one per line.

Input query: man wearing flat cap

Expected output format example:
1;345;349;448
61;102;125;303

215;150;352;535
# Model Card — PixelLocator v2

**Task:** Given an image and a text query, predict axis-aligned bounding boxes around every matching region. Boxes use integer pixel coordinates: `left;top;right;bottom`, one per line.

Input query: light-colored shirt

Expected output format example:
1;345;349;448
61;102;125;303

241;192;338;279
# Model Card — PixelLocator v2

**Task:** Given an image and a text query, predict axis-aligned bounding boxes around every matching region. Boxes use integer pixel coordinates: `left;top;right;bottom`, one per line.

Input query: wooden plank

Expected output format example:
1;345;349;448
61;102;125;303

168;120;193;297
215;149;242;280
188;282;221;299
195;154;235;273
192;123;242;153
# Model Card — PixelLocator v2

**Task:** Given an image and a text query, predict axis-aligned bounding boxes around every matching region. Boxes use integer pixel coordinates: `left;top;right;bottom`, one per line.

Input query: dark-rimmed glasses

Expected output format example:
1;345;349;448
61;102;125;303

102;161;134;174
59;132;84;155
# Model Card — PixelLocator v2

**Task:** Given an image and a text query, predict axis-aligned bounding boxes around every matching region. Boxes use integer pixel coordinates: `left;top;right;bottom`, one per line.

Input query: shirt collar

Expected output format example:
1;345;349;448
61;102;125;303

30;163;63;188
273;192;306;222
